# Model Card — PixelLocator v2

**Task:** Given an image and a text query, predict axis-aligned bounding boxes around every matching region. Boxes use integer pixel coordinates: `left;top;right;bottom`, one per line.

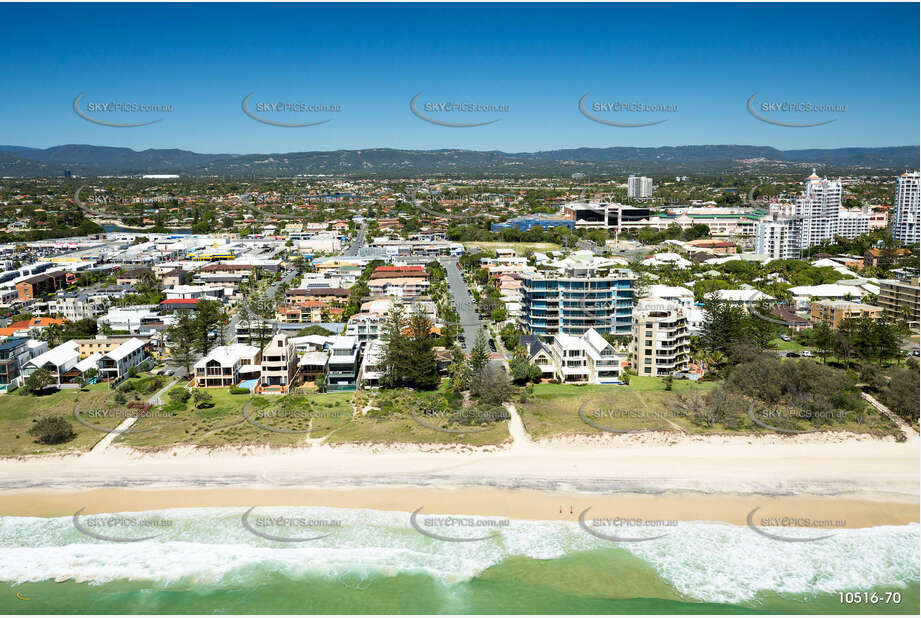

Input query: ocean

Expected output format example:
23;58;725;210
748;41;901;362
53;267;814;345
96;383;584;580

0;507;917;614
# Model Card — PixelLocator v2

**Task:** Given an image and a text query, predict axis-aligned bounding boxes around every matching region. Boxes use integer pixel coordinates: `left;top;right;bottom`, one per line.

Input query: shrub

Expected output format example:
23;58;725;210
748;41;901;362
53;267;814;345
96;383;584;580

29;416;76;445
229;386;250;395
167;388;191;405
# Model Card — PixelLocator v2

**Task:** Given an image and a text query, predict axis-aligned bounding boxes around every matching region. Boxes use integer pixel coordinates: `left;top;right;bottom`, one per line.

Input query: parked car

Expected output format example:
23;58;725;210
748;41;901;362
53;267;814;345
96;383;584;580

786;352;801;358
912;349;920;357
779;334;792;342
801;350;813;358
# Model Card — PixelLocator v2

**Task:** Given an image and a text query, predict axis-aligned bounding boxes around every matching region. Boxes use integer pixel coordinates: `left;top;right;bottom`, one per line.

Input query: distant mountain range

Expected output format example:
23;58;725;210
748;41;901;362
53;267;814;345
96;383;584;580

0;144;917;177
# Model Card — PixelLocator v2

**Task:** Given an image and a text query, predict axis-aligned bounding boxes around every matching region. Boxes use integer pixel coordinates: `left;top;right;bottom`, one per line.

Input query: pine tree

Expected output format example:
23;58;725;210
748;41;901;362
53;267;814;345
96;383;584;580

406;307;440;390
380;304;408;388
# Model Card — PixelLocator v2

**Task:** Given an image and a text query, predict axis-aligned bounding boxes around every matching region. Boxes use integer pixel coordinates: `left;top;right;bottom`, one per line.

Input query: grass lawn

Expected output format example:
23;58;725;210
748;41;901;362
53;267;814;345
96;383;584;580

771;338;807;351
517;376;900;439
464;241;562;254
518;378;719;439
0;383;127;456
324;387;510;447
116;388;355;449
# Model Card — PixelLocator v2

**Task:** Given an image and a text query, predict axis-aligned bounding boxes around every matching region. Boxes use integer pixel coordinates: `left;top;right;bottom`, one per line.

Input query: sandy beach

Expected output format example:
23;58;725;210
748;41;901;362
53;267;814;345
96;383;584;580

1;485;917;528
1;431;918;522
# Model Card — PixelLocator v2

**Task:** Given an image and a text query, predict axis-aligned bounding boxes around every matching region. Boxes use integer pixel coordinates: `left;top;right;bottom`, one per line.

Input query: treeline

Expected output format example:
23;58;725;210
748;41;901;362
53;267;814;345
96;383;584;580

0;218;103;243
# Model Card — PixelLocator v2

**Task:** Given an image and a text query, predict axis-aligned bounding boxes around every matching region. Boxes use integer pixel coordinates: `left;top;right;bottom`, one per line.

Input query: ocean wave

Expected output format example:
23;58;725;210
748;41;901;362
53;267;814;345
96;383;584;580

0;507;917;605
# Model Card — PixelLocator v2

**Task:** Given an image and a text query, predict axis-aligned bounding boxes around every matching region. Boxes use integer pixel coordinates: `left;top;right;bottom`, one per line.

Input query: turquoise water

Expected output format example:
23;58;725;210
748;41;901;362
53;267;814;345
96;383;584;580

1;507;918;614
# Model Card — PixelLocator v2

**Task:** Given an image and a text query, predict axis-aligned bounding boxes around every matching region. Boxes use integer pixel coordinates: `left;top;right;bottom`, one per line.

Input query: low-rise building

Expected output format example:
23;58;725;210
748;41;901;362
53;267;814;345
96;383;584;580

326;335;361;391
21;340;80;387
260;334;297;393
877;278;920;330
810;300;883;329
194;344;262;388
98;338;148;381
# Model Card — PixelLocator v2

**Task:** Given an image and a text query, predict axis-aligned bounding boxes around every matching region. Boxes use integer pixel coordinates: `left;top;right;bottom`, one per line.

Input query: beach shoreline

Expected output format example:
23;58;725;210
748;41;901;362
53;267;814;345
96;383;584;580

1;486;918;528
1;430;917;519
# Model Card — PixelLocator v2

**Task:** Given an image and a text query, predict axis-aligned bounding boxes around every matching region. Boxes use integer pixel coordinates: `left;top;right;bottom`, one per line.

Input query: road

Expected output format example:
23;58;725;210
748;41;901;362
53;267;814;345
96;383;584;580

440;257;482;352
341;221;368;257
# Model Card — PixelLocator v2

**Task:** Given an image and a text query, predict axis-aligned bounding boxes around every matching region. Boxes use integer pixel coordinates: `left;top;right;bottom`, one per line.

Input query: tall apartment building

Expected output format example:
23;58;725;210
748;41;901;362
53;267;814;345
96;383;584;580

796;171;842;248
877;278;920;330
755;171;868;258
519;268;634;340
892;171;920;246
630;299;690;377
627;175;653;199
755;221;796;260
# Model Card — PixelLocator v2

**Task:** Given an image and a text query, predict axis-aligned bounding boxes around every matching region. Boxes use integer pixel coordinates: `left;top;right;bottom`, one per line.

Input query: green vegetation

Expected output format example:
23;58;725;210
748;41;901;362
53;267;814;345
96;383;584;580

325;387;509;447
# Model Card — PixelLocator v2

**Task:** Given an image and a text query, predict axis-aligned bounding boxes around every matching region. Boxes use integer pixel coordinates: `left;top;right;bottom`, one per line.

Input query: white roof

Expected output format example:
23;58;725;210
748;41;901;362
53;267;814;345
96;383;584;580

194;344;259;369
74;353;103;373
103;338;145;362
788;284;865;298
705;289;774;303
299;351;329;367
26;340;79;369
648;284;693;300
641;252;691;268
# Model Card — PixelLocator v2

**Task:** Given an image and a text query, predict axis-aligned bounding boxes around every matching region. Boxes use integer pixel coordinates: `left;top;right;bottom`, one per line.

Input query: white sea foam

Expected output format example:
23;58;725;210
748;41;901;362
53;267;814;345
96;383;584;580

0;507;917;605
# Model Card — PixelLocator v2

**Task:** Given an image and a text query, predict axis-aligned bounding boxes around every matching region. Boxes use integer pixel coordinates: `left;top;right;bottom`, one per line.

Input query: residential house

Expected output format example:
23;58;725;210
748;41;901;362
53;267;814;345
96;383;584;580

260;334;297;393
98;338;148;381
326;335;361;391
194;344;262;388
21;340;80;387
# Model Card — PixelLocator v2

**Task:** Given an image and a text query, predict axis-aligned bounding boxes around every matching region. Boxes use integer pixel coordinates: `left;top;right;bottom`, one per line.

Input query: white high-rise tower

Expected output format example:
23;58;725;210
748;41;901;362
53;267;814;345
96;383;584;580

892;171;920;246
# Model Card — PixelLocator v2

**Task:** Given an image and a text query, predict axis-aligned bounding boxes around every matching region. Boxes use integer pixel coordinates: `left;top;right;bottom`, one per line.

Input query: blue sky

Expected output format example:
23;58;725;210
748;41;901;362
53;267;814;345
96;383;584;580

1;2;917;153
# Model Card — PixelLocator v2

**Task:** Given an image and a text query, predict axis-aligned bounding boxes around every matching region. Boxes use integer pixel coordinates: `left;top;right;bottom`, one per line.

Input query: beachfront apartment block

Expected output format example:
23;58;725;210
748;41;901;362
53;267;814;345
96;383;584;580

194;344;262;388
519;268;634;340
877;278;920;330
892;171;920;246
810;300;883;329
260;334;297;393
0;337;48;390
345;313;383;344
630;299;690;377
548;328;624;384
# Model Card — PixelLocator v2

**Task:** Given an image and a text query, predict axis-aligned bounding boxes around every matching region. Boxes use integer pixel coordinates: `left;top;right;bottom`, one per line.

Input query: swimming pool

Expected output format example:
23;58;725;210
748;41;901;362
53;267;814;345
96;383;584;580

238;379;259;390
